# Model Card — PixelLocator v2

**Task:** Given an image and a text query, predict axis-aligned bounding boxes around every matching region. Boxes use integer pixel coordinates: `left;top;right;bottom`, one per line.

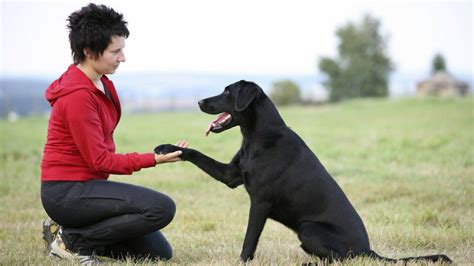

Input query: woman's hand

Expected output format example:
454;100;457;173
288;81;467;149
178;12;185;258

154;140;189;164
175;140;189;149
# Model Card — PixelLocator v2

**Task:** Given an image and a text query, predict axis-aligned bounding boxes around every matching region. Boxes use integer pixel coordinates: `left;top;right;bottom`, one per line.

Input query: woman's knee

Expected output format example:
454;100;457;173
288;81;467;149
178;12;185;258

147;194;176;229
143;244;172;261
160;195;176;226
155;244;173;261
143;230;173;261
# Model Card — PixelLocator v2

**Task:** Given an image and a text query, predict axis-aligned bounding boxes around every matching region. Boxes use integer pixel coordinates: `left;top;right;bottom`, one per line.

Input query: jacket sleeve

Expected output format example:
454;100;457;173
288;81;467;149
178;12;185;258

62;90;156;174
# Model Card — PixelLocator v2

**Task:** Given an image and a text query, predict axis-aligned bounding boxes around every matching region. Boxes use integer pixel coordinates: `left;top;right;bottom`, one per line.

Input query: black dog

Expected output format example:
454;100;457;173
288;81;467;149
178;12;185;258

155;80;451;263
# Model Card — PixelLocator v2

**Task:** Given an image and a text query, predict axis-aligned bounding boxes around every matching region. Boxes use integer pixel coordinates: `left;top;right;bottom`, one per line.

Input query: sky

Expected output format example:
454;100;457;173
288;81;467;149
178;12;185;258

1;0;473;78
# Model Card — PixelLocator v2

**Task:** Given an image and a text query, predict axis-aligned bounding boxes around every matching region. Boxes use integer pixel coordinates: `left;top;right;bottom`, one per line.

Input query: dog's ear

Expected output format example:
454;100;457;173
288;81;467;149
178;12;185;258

235;81;260;112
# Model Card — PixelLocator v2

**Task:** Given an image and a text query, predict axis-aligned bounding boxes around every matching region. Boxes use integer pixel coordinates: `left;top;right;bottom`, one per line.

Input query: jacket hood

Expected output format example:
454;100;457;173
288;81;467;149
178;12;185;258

45;64;104;106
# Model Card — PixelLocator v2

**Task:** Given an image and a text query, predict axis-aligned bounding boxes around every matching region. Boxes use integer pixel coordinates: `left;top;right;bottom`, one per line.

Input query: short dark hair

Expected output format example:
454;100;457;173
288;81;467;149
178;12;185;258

67;3;129;64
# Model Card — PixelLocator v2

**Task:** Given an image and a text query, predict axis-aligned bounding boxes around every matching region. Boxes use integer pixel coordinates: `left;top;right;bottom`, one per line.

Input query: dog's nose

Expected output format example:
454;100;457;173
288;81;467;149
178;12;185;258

198;100;204;106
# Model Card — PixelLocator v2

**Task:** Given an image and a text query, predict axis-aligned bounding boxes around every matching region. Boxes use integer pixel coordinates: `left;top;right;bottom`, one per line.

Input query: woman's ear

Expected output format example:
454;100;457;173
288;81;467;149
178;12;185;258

83;48;92;59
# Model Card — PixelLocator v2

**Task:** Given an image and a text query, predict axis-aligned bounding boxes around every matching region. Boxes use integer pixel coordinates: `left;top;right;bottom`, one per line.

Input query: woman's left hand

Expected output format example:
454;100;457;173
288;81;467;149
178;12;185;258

154;140;189;164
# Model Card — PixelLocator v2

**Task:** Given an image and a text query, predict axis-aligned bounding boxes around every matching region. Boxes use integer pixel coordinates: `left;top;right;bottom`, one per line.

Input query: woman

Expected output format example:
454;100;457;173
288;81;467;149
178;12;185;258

40;3;185;264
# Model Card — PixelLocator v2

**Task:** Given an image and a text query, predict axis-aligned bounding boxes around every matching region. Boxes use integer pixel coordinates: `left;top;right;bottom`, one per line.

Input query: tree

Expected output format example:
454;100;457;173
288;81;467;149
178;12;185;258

269;80;301;106
431;53;447;74
318;14;393;102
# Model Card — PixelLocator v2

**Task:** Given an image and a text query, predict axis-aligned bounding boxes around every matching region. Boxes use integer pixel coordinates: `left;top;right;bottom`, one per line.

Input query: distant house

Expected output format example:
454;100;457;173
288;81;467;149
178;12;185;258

416;71;469;96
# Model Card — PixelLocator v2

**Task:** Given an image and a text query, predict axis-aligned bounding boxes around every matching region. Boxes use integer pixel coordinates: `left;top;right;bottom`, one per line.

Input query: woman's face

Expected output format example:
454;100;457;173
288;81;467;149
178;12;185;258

87;35;126;75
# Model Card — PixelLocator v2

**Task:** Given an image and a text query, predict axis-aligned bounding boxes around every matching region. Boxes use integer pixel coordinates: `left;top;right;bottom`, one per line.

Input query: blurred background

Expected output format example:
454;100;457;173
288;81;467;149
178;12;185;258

1;2;473;264
1;0;472;117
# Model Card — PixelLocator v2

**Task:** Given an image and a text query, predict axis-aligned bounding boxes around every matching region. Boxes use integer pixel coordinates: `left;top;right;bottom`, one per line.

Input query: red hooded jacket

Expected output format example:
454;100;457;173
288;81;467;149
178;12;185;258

41;64;156;181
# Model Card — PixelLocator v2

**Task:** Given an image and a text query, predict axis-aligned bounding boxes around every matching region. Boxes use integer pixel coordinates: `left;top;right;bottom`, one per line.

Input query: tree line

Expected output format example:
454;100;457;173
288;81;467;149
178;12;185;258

270;14;449;105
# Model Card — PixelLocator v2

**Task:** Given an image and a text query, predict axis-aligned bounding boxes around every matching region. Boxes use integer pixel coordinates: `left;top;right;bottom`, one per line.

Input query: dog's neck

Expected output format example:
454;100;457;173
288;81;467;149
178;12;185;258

239;95;286;139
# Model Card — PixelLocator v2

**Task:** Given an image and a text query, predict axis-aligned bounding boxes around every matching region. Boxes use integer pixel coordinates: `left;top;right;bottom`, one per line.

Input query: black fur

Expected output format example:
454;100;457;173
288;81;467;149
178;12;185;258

154;80;452;263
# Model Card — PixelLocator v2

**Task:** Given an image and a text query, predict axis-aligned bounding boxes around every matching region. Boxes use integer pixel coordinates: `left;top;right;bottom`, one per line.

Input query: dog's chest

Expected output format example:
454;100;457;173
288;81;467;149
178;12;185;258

238;144;261;171
238;144;276;189
238;150;253;183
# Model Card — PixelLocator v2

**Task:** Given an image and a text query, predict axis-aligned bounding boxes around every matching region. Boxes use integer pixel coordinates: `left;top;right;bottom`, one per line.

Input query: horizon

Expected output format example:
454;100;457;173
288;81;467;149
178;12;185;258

1;69;472;117
2;69;472;96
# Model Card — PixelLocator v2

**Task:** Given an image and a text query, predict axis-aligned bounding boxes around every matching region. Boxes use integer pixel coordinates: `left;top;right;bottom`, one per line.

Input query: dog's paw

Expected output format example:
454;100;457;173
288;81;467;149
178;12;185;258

154;144;181;155
240;252;254;262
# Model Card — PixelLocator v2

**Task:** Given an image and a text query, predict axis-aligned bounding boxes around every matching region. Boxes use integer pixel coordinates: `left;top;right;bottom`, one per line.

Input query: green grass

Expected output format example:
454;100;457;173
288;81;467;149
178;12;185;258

0;96;473;265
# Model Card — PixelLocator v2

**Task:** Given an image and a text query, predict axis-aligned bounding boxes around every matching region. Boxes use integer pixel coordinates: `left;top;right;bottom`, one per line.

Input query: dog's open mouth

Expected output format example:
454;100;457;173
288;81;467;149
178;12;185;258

205;112;232;136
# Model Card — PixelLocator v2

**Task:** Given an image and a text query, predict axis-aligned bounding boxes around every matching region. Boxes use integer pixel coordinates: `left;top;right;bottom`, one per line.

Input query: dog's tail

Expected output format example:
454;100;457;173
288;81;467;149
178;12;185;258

368;250;452;264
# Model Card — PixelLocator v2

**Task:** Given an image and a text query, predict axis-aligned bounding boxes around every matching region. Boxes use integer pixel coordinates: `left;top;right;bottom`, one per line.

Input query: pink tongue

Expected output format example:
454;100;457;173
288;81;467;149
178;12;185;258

205;113;229;137
205;123;212;136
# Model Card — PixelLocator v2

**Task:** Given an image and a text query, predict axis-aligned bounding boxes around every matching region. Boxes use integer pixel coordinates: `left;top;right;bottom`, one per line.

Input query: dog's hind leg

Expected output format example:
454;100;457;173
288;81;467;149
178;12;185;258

297;221;346;261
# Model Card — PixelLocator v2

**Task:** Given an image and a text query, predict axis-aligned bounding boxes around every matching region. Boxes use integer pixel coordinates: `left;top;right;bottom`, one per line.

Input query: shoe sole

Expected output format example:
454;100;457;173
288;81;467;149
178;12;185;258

50;239;76;260
42;218;59;255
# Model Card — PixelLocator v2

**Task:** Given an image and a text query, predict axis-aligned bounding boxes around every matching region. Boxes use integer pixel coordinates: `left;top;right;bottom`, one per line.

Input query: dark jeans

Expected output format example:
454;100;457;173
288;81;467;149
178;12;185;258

41;180;176;261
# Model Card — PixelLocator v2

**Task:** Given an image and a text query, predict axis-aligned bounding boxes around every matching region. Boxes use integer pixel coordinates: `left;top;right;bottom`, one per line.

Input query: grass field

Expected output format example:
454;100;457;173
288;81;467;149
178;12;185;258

0;97;473;265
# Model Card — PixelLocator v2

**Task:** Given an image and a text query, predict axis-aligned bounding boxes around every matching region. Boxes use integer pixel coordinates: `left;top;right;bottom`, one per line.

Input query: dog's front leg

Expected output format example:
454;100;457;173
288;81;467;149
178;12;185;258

186;149;243;188
240;200;271;261
154;144;243;188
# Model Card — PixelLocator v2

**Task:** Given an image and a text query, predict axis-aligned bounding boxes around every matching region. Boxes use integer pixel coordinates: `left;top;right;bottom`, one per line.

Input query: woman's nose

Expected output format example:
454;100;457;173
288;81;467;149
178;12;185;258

119;51;126;62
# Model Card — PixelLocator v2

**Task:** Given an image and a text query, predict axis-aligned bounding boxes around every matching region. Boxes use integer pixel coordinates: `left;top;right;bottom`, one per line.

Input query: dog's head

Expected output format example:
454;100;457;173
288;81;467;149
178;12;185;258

199;80;262;136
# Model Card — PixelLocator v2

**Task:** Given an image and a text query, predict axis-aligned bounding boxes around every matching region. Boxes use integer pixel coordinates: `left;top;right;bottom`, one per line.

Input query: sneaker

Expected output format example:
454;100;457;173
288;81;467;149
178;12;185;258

42;217;60;255
76;255;101;265
50;228;100;265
